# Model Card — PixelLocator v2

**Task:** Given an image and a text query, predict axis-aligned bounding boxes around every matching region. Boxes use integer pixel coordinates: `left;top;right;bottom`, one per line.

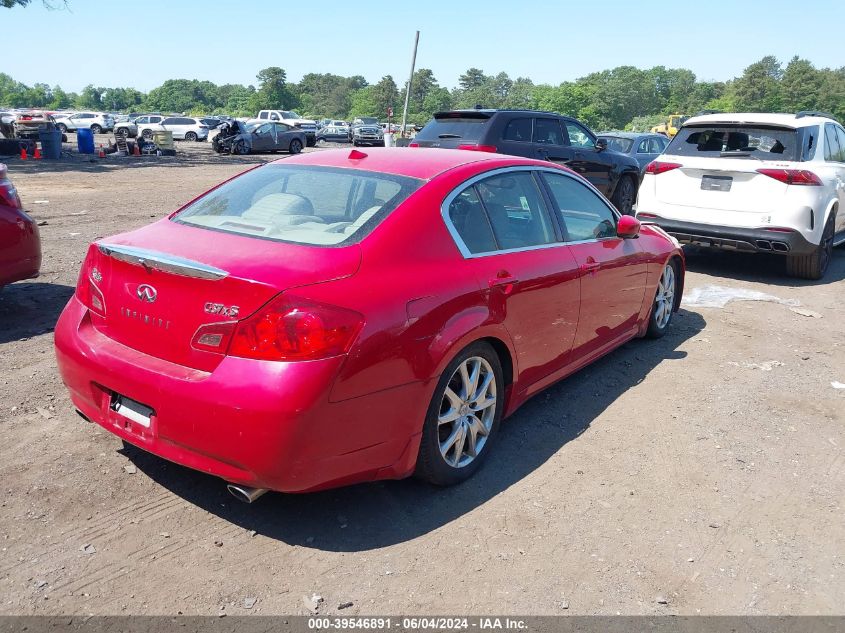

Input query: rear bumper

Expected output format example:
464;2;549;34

0;218;41;287
636;216;817;255
54;297;425;493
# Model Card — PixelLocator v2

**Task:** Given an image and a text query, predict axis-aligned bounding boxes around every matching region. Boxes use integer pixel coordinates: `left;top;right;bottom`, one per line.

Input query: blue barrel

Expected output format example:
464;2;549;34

77;127;95;154
39;128;62;159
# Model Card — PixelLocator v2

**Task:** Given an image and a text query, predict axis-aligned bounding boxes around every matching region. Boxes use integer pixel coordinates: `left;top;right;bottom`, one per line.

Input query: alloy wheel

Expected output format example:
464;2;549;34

437;356;497;468
654;264;675;329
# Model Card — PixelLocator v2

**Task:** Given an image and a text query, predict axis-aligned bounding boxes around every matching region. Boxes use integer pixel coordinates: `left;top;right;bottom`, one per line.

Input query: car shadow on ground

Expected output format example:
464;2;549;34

123;308;706;552
0;282;73;344
1;151;267;175
683;245;845;287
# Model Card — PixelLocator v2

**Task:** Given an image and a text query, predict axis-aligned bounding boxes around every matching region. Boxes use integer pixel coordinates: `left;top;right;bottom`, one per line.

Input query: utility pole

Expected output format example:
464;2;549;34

400;30;419;139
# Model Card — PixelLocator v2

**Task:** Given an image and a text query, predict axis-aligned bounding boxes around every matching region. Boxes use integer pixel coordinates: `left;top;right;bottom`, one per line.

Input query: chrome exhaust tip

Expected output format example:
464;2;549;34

226;484;268;504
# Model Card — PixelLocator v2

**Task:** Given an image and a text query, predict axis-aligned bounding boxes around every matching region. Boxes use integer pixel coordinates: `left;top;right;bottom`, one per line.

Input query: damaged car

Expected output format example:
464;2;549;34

212;120;306;155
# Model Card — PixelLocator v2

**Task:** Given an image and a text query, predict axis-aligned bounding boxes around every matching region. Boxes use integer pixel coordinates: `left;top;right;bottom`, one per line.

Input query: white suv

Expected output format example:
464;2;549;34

54;112;114;134
636;112;845;279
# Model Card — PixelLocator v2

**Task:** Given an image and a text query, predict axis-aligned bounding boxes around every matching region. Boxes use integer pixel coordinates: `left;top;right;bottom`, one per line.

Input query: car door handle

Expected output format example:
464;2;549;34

579;261;601;274
489;275;519;295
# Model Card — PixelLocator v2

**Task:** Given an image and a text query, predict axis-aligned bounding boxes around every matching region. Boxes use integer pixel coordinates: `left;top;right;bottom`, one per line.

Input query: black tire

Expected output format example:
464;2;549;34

289;138;303;154
646;258;680;339
56;123;67;133
141;129;153;141
786;213;835;280
611;174;636;215
415;341;504;486
185;131;198;142
90;124;102;134
233;139;248;155
306;137;316;147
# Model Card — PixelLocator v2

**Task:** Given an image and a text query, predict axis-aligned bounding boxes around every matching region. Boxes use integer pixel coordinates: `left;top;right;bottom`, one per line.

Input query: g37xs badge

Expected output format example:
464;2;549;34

204;302;240;318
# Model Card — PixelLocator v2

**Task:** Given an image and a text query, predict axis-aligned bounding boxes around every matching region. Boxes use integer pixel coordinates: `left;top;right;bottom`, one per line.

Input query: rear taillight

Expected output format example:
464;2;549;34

457;144;497;153
756;168;822;186
644;161;682;175
75;248;106;316
0;181;21;209
409;142;419;148
227;295;364;362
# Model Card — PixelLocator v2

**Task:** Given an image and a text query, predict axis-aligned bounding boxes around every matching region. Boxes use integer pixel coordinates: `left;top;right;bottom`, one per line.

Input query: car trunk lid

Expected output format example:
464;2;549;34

85;220;361;372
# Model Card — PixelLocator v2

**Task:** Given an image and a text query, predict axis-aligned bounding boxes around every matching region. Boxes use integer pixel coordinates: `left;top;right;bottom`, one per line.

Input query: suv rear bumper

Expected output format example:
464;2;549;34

638;216;817;255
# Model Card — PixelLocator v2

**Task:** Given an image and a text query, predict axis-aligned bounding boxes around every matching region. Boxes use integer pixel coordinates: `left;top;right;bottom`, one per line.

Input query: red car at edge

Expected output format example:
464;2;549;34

54;148;684;501
0;163;41;290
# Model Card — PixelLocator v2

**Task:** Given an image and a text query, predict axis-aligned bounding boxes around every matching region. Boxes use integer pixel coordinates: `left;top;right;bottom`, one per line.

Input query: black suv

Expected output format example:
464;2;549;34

413;110;641;214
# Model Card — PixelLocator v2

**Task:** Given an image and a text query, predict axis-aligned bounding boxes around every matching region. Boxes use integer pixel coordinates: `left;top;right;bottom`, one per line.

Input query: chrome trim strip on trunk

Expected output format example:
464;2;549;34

97;243;229;280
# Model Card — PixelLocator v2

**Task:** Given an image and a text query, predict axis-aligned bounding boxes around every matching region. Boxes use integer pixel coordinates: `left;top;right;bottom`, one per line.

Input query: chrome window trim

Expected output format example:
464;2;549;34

440;166;620;260
97;243;229;280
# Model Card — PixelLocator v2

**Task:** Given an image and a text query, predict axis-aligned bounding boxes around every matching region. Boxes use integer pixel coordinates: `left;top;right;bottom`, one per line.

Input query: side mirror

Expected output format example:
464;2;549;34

595;138;608;152
617;214;641;239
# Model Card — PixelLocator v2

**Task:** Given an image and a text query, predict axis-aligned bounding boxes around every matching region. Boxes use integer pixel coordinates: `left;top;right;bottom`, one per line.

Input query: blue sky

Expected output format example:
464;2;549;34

2;0;841;92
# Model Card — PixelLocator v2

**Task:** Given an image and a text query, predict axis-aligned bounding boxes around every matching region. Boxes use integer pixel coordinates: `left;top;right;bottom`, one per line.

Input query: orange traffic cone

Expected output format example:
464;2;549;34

33;144;42;160
20;146;27;160
132;142;140;156
98;145;105;158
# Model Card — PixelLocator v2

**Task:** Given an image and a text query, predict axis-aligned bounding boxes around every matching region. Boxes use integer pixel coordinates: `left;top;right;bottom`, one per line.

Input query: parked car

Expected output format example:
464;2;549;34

12;111;58;139
199;117;225;130
256;110;318;146
636;111;845;280
212;120;306;154
132;115;165;140
0;163;41;290
139;116;209;141
349;117;384;146
413;110;642;215
54;112;114;134
54;147;684;500
114;117;138;138
316;122;350;144
597;132;669;175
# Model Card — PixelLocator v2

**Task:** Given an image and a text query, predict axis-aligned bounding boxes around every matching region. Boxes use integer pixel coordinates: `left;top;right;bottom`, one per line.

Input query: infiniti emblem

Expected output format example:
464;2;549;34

136;284;157;303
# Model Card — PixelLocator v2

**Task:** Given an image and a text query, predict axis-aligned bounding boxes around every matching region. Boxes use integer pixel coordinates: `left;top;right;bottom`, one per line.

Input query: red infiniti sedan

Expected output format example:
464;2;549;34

0;164;41;289
55;148;684;501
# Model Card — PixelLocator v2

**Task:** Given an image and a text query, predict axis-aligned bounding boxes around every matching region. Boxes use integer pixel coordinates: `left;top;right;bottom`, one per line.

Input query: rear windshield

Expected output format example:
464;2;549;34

600;136;633;153
174;165;422;246
415;116;489;143
667;125;799;160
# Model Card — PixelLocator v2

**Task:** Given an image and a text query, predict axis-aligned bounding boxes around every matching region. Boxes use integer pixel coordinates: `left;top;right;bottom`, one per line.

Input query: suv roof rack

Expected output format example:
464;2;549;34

795;110;837;120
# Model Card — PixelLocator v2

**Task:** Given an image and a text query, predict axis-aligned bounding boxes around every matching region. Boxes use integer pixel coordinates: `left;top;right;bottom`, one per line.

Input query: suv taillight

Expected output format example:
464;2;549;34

756;168;822;186
226;295;364;362
644;161;682;175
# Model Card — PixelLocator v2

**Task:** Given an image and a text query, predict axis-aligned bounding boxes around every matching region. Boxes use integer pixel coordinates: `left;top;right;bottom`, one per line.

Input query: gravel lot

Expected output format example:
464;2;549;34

1;139;843;616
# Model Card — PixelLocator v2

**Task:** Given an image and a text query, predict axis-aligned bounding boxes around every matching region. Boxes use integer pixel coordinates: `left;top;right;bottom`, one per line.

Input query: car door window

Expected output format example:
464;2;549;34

836;125;845;162
542;172;617;241
533;118;563;145
824;123;841;162
637;139;650;153
270;113;280;121
564;122;595;148
276;123;291;132
476;172;556;250
502;118;532;142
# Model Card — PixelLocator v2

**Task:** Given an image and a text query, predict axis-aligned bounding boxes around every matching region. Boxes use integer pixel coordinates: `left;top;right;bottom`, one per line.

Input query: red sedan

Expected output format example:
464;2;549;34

55;148;684;501
0;163;41;289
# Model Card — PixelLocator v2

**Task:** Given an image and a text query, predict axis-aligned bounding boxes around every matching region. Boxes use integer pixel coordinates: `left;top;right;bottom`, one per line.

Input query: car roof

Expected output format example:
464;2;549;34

684;112;837;129
434;109;576;119
272;147;553;180
597;131;655;139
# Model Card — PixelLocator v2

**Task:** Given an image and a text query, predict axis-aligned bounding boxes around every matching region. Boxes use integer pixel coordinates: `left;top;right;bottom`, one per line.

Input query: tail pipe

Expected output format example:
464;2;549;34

226;484;268;504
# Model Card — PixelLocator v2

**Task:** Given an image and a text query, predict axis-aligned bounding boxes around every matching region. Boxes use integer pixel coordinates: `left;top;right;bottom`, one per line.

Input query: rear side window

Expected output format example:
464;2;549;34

837;126;845;162
475;172;556;250
542;172;617;241
533;118;563;144
502;118;532;142
447;188;497;254
415;116;489;143
174;165;422;246
668;125;799;160
825;123;844;162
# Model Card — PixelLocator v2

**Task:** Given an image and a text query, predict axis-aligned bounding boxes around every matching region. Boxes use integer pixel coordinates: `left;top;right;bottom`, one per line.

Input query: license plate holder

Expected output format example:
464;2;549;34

110;393;154;428
701;175;732;192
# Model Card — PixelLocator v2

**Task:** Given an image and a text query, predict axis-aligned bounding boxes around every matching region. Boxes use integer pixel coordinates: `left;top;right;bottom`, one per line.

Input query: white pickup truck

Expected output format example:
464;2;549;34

255;110;317;146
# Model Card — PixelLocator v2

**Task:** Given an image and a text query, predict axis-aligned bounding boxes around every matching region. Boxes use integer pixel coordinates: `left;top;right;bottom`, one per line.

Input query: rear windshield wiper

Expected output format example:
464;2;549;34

438;133;462;139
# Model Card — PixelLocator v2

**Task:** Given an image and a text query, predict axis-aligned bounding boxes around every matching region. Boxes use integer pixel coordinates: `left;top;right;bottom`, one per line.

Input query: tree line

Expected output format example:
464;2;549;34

1;56;843;130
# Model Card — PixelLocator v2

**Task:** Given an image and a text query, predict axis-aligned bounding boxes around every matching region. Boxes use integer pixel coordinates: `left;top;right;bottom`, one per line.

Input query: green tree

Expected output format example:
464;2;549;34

780;56;823;113
458;68;486;91
732;55;783;111
75;84;103;109
255;67;297;111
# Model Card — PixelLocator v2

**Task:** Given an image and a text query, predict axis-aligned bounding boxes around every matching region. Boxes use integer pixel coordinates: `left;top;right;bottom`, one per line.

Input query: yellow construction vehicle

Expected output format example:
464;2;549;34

651;114;689;138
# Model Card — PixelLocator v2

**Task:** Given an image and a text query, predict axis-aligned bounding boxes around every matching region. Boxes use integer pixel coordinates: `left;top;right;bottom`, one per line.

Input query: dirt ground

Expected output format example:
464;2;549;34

1;140;843;616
